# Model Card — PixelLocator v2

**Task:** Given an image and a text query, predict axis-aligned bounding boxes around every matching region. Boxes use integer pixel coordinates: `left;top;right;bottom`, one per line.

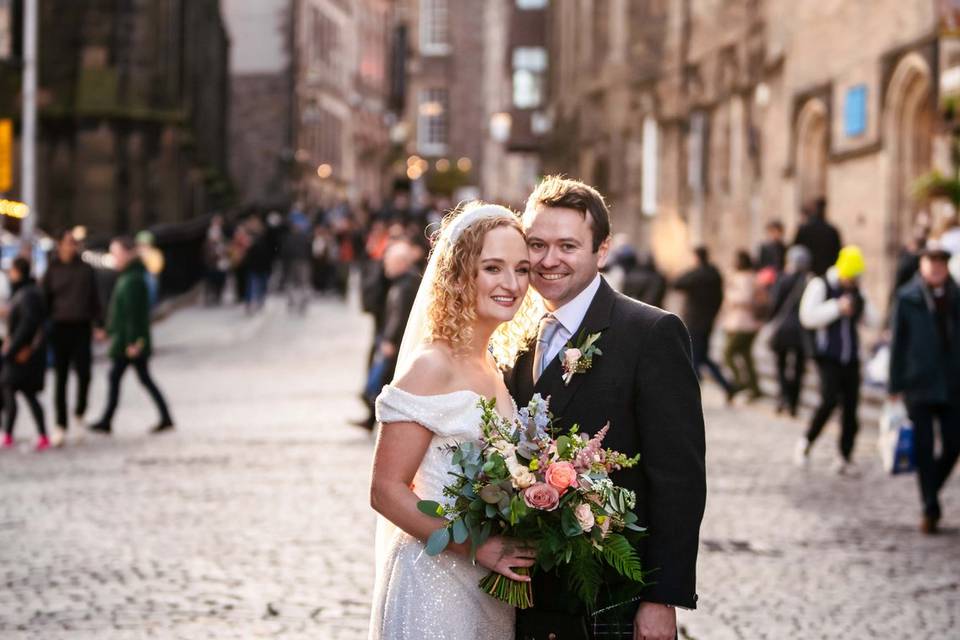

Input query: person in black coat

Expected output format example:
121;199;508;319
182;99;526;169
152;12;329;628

768;245;812;416
42;229;103;445
622;250;667;307
1;257;49;451
792;198;842;276
379;249;421;388
511;177;705;640
674;246;737;401
889;242;960;534
355;240;421;430
244;219;275;313
757;220;787;272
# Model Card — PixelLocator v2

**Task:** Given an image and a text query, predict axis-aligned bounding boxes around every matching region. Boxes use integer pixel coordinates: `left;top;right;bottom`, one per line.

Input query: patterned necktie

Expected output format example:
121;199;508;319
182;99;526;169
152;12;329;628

532;314;561;383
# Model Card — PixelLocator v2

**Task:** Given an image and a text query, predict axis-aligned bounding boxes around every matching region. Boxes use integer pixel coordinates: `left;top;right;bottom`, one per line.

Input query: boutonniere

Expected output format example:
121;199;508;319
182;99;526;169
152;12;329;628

559;330;603;385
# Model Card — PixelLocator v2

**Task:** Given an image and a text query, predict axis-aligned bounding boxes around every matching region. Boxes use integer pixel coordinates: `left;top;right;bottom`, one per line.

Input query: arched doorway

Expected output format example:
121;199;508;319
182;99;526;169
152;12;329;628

795;98;829;220
885;53;934;256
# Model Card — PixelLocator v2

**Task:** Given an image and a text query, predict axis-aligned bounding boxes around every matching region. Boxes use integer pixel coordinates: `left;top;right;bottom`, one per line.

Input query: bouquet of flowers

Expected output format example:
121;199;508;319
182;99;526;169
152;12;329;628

417;394;647;610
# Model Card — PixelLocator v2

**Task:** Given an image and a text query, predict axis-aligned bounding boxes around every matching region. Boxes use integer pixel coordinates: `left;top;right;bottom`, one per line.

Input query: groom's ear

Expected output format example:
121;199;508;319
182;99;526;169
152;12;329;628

595;236;612;268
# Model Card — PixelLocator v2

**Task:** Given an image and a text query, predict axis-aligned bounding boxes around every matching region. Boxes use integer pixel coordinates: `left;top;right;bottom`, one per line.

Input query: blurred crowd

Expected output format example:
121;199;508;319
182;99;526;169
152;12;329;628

347;191;959;534
0;231;173;451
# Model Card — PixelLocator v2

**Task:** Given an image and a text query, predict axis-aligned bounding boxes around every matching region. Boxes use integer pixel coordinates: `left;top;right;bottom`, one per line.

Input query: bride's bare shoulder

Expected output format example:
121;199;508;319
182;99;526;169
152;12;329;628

394;344;457;395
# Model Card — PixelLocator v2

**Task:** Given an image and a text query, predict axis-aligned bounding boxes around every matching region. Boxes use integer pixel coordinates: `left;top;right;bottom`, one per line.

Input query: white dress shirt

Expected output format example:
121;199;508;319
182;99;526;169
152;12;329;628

540;274;603;371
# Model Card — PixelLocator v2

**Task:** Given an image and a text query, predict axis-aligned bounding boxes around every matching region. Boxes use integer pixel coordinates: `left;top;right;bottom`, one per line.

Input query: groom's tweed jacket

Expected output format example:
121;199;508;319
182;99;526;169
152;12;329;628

508;278;706;616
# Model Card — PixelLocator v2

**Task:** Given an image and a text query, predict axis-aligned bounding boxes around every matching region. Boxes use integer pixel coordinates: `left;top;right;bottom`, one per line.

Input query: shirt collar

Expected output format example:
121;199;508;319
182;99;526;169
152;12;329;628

550;274;602;335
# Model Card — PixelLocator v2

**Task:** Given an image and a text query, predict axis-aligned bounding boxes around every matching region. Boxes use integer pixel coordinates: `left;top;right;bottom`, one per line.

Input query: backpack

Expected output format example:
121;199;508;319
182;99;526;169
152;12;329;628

751;283;773;321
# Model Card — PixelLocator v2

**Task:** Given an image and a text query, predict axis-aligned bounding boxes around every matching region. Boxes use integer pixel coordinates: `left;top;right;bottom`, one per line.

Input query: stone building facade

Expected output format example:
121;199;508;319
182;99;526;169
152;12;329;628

392;0;547;207
293;0;392;209
0;0;230;237
545;0;953;305
222;0;295;210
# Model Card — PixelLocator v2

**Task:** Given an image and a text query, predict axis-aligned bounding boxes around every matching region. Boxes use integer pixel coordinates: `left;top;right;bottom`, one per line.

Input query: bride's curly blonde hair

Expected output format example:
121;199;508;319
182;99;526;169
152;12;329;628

426;202;543;368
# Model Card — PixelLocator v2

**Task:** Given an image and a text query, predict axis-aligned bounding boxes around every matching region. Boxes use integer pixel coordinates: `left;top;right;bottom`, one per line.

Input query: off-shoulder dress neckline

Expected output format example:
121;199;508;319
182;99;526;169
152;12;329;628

382;385;518;422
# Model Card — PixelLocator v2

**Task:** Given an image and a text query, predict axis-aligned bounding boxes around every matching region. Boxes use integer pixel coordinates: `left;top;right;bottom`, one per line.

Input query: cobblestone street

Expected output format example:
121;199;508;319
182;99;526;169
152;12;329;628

1;296;957;639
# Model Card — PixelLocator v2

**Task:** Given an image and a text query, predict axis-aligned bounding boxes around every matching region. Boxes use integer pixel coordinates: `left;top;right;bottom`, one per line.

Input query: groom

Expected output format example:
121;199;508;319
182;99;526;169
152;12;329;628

509;177;706;640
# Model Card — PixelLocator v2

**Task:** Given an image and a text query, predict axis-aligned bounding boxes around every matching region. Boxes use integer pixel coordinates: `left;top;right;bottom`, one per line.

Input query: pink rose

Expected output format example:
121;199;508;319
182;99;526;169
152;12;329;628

563;348;582;368
523;483;560;511
574;503;595;532
545;461;578;493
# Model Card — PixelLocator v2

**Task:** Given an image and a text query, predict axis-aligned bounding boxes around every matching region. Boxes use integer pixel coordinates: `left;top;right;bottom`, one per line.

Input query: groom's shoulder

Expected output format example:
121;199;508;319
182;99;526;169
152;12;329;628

610;289;675;330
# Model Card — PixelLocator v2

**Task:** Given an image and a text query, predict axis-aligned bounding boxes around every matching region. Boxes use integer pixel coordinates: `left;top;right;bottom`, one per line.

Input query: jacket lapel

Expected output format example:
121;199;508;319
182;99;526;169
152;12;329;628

534;279;616;418
513;339;537;406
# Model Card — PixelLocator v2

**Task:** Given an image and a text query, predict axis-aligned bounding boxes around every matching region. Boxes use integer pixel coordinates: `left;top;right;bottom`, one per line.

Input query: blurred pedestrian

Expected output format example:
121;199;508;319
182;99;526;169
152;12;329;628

888;241;960;534
281;212;313;314
722;250;762;401
892;225;928;300
768;245;812;416
757;220;787;272
674;246;738;402
603;234;633;292
244;217;274;313
136;231;164;308
793;198;842;276
796;246;880;473
311;225;335;293
622;249;667;307
937;213;960;284
89;237;174;435
1;257;49;451
204;214;230;305
354;239;421;430
42;229;103;446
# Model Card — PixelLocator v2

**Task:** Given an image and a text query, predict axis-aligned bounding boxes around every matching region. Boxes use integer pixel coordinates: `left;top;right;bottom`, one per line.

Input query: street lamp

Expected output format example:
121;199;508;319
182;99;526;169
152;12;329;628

20;0;37;242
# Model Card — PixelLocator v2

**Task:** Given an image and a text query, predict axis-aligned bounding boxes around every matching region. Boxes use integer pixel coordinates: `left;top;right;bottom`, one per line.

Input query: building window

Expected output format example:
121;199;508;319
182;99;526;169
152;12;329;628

311;7;341;79
420;0;450;56
642;116;658;216
512;46;547;109
417;88;448;155
516;0;548;8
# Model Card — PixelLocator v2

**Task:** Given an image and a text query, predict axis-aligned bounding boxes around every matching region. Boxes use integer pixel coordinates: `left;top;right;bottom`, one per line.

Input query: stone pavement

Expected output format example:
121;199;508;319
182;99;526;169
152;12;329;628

0;296;957;639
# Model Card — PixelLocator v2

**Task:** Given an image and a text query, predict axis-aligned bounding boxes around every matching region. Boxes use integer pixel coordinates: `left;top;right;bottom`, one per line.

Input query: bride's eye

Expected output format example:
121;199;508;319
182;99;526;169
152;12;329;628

516;267;530;275
484;266;501;273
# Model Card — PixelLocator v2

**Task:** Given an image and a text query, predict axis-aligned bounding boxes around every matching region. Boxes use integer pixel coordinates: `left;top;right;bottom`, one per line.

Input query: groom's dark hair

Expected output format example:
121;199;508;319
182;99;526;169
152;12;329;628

525;175;611;252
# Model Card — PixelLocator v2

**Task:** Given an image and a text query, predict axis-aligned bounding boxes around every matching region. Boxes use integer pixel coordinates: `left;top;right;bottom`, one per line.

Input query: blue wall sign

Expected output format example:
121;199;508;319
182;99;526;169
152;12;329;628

844;85;868;137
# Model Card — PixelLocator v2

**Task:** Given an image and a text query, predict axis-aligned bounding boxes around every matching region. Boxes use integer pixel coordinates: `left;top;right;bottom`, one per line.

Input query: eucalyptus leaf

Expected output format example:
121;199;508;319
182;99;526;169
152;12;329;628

417;500;445;518
452;518;469;544
425;527;451;556
479;484;504;504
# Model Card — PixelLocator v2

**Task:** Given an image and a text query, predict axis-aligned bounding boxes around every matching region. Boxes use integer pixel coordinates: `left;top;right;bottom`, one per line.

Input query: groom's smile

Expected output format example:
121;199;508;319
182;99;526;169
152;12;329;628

524;205;610;309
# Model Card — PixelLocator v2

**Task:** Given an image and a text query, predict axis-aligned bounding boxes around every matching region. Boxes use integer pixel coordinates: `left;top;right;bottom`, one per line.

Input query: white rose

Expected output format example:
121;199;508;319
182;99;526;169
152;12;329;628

493;439;516;456
510;466;537;489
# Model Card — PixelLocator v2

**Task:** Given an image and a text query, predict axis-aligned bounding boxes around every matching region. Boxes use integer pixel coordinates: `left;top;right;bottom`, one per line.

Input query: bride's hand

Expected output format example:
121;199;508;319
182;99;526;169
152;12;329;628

474;536;536;582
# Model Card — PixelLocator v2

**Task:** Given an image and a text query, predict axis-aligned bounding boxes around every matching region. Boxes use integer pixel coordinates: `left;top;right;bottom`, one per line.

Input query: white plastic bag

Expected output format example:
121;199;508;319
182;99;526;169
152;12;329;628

864;344;890;388
878;399;915;475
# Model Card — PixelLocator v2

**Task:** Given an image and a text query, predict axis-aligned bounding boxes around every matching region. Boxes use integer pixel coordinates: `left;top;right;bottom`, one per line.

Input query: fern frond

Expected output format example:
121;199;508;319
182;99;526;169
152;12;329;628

600;534;645;582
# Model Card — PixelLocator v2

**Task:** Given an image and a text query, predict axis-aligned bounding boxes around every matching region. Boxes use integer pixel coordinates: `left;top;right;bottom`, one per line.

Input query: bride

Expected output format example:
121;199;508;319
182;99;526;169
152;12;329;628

368;202;541;639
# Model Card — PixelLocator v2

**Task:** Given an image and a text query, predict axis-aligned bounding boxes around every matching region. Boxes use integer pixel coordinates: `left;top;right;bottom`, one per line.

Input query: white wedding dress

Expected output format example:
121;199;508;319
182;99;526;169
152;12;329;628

368;385;516;640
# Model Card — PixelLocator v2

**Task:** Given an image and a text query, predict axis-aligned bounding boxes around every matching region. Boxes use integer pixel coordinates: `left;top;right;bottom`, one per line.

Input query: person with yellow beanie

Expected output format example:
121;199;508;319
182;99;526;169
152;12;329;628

795;245;881;474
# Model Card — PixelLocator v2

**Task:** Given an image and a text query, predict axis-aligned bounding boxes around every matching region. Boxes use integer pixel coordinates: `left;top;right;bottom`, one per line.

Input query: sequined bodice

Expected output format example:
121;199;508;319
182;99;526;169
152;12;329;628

370;385;517;640
375;386;516;506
